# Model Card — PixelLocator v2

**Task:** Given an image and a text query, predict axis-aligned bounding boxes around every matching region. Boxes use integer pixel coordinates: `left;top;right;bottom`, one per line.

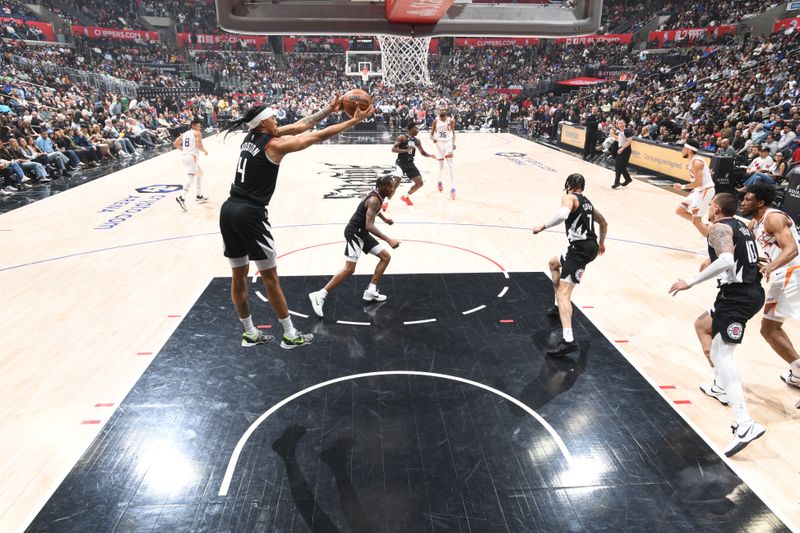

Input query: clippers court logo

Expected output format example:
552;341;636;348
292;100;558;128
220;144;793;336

135;184;182;194
727;322;744;341
320;163;395;200
495;152;556;172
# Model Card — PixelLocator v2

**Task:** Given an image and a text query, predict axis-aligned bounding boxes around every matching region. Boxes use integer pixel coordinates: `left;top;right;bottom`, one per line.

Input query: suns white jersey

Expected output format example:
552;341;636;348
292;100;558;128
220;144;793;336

181;129;199;156
432;117;454;143
691;155;713;190
754;208;800;267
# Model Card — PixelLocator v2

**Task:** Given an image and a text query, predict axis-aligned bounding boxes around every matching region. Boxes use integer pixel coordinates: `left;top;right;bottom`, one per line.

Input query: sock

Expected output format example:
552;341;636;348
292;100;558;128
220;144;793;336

279;316;296;339
195;168;203;196
368;283;377;293
563;328;574;343
240;315;258;335
446;158;455;187
319;288;328;298
711;334;750;426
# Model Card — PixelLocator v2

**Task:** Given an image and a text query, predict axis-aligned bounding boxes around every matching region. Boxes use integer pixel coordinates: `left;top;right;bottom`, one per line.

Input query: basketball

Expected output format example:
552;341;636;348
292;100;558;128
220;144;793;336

341;89;372;117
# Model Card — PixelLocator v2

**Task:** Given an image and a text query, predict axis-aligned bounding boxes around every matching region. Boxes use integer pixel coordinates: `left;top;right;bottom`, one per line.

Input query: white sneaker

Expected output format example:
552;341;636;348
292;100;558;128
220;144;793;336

723;420;766;457
196;195;210;204
363;287;387;302
780;370;800;389
699;382;730;405
309;291;325;318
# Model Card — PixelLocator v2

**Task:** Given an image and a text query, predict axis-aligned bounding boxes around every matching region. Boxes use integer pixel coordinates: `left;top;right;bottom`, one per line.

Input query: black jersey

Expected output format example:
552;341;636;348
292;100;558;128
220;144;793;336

229;131;280;206
565;194;598;243
396;134;420;164
708;217;762;286
346;190;384;231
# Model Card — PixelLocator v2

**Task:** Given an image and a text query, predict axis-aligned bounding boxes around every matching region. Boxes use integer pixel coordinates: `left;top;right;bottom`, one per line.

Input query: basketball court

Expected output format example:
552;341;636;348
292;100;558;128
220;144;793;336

2;131;799;531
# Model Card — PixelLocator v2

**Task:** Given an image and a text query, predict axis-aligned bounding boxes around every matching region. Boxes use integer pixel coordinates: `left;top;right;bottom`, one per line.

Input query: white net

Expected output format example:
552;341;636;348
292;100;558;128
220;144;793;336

376;36;432;86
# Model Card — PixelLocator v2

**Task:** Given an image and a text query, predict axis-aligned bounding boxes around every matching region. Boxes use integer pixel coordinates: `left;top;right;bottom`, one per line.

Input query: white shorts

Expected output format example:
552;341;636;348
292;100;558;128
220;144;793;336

182;154;198;175
764;266;800;322
434;140;454;160
681;187;714;217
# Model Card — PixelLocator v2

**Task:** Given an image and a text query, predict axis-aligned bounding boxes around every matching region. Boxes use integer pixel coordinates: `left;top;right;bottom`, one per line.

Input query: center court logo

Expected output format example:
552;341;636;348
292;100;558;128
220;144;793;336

135;184;182;194
495;152;556;172
320;163;395;199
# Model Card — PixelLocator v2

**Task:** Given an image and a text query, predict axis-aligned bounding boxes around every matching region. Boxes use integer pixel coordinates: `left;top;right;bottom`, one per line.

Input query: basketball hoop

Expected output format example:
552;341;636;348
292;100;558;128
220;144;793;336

376;35;432;86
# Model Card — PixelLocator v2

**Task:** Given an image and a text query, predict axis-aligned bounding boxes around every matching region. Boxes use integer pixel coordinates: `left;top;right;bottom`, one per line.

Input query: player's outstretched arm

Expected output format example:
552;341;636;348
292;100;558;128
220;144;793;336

270;107;373;157
669;222;734;295
761;212;799;279
533;194;575;234
278;94;341;136
416;140;434;158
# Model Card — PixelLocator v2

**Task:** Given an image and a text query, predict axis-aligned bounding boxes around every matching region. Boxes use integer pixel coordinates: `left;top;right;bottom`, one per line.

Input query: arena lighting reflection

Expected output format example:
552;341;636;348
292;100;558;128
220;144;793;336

559;455;612;487
135;440;198;495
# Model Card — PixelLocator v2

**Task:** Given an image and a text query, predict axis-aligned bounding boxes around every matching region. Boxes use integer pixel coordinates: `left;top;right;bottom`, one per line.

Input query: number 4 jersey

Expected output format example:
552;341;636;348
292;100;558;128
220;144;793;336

708;217;762;286
229;131;280;206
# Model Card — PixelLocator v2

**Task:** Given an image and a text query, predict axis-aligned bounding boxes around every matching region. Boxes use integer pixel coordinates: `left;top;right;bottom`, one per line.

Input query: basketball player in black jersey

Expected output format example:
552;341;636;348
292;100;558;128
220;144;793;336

218;99;373;349
308;175;400;317
383;122;434;210
533;174;608;356
669;193;766;457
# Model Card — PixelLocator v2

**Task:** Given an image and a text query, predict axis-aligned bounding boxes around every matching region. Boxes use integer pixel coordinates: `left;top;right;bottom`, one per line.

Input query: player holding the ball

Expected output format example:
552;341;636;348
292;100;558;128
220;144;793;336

218;95;373;349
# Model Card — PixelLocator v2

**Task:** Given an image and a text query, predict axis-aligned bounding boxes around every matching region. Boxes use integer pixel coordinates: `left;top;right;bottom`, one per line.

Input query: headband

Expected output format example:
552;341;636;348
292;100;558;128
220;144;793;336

683;143;698;152
246;107;276;130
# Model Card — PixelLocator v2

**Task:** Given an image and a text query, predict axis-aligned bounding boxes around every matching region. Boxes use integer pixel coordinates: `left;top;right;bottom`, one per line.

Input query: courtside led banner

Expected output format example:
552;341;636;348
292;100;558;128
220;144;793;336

555;34;633;45
649;25;735;46
177;32;267;49
72;25;159;41
454;37;541;47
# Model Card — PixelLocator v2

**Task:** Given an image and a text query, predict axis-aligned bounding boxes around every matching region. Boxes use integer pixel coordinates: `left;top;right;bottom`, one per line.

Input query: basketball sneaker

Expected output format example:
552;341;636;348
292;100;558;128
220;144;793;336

699;381;730;405
546;338;578;357
280;332;314;350
308;291;325;318
401;195;414;206
382;202;389;212
176;195;187;212
780;370;800;389
723;420;766;457
437;181;443;192
450;188;456;200
196;195;210;203
241;330;274;347
363;287;388;302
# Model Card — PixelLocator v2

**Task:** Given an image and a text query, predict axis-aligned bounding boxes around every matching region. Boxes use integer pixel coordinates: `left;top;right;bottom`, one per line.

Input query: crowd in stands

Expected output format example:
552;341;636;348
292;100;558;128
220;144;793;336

598;0;654;34
657;0;782;30
142;0;218;34
2;0;40;21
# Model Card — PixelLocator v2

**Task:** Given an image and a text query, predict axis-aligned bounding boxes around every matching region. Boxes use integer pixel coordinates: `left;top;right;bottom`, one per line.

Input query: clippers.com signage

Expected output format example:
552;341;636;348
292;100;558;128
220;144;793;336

0;17;55;41
648;25;735;46
71;25;159;41
773;17;800;33
177;32;267;50
555;34;633;45
455;37;541;47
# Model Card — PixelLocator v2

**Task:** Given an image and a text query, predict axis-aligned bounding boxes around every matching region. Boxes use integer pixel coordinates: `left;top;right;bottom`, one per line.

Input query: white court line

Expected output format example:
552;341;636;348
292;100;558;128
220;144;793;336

288;310;309;319
497;286;508;298
502;271;509;279
251;273;258;283
218;370;574;496
462;305;486;315
403;318;437;325
255;291;268;303
336;320;371;326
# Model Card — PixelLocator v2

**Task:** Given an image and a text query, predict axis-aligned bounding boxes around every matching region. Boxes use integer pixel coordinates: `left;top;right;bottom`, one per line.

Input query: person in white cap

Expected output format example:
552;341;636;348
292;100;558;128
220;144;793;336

673;138;715;237
218;97;374;349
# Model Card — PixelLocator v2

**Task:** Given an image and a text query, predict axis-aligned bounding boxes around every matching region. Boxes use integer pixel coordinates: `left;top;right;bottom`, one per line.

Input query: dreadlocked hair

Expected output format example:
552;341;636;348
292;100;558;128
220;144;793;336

221;105;268;141
564;173;585;192
376;174;394;188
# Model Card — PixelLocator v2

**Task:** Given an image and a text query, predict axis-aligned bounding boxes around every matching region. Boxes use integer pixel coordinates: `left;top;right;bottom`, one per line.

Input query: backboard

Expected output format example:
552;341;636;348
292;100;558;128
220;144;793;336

215;0;603;38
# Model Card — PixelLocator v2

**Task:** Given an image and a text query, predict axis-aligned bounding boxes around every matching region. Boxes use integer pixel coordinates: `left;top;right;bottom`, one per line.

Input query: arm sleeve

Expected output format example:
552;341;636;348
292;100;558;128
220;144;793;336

544;207;571;229
687;253;734;287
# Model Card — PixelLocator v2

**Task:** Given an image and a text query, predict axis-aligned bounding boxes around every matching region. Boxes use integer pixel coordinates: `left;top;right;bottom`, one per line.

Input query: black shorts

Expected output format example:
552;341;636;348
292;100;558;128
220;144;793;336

560;240;599;284
219;197;276;270
344;226;383;262
710;283;765;344
394;161;421;179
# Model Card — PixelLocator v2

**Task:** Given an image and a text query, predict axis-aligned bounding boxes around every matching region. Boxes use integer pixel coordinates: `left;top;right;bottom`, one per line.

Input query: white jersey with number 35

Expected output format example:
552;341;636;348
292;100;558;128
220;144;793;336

433;117;453;143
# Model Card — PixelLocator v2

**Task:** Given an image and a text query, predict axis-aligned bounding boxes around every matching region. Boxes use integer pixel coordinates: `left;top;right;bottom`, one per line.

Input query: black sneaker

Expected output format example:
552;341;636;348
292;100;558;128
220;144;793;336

547;339;578;357
546;306;560;318
176;195;187;212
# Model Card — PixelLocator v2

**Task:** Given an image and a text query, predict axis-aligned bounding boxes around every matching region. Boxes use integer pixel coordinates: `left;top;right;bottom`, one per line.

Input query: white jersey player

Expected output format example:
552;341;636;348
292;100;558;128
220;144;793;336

741;184;800;390
173;119;209;211
430;106;456;199
674;138;714;236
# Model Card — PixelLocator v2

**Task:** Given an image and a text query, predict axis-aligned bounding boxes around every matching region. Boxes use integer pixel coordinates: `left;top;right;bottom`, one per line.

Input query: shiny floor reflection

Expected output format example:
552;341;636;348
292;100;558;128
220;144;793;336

27;273;788;532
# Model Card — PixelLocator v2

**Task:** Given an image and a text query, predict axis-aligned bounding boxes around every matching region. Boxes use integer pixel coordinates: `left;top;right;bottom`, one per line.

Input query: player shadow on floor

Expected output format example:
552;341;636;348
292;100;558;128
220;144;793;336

272;424;372;533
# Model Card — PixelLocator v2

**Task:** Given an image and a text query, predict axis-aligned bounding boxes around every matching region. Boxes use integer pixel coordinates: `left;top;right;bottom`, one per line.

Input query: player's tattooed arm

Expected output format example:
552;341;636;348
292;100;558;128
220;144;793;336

708;222;734;257
279;95;342;135
594;209;608;253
